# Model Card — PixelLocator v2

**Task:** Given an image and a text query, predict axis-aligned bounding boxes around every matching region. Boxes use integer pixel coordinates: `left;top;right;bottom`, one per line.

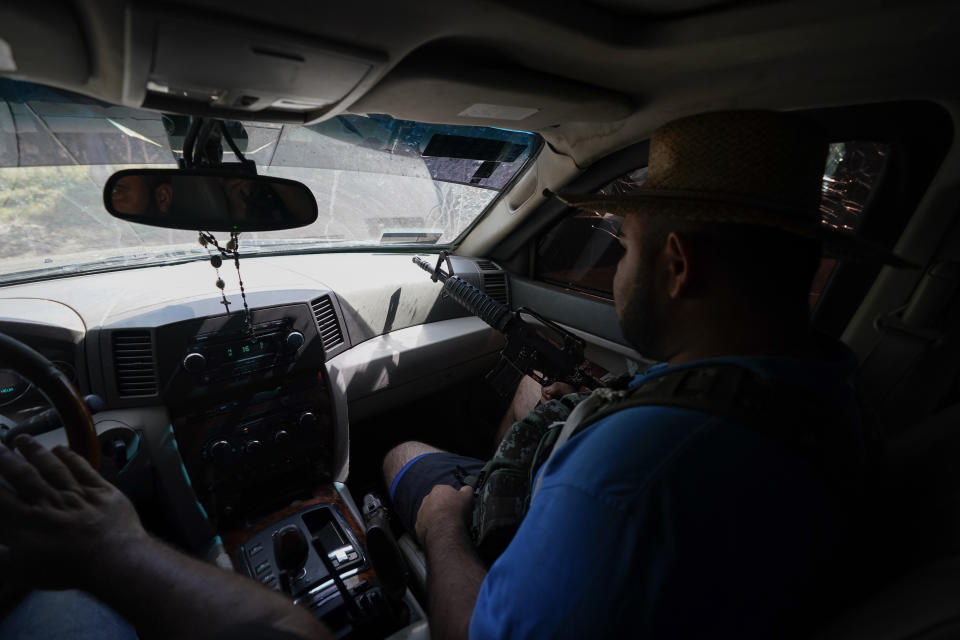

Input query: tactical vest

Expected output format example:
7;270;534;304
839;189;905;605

470;363;845;565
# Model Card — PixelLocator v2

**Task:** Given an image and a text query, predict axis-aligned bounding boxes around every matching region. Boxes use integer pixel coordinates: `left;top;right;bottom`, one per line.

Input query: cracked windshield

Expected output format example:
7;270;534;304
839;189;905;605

0;78;540;283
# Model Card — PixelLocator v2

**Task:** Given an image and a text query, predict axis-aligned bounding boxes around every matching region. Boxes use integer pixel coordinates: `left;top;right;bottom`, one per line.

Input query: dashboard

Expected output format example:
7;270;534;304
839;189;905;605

0;251;507;531
0;250;647;637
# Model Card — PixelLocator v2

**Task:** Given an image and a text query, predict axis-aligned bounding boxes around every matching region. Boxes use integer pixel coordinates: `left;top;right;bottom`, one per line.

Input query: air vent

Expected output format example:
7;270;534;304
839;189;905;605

476;260;499;271
311;295;345;352
484;273;509;305
112;330;157;396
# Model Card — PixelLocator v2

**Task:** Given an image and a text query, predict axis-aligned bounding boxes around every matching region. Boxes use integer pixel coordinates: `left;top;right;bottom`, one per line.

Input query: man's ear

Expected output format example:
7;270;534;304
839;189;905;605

663;231;691;299
155;184;173;213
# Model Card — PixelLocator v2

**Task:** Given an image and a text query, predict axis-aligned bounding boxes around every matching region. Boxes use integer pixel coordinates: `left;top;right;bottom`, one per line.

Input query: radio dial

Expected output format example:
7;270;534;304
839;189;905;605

285;331;305;352
298;411;317;430
274;430;290;443
245;440;263;455
209;440;232;463
183;352;207;372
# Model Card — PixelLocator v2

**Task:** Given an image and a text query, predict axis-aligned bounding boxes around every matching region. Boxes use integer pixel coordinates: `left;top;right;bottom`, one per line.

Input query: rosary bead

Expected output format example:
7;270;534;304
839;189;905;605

216;278;225;289
210;255;223;268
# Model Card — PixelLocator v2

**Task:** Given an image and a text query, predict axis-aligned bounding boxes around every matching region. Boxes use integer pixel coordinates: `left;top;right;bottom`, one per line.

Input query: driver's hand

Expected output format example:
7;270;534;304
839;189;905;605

0;435;147;593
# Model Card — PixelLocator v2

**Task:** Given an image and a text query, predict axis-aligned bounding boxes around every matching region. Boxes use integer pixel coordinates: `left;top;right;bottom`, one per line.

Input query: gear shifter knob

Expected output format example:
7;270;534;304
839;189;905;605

273;524;309;574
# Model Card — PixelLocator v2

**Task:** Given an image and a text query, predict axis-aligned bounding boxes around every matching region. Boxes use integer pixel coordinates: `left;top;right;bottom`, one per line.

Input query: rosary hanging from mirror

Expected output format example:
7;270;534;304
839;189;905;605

198;230;254;337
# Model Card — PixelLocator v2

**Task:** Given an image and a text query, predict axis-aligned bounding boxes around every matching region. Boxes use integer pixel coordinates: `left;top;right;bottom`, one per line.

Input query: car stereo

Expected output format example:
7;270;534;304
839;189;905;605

159;303;335;524
182;318;306;385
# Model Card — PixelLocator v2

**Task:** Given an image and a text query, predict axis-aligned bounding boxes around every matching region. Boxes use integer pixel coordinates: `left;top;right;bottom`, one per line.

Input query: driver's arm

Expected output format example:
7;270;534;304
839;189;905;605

0;435;331;640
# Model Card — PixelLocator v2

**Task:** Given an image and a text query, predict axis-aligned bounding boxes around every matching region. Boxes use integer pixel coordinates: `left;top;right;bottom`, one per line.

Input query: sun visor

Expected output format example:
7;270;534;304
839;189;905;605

124;6;385;123
0;1;88;86
349;56;634;131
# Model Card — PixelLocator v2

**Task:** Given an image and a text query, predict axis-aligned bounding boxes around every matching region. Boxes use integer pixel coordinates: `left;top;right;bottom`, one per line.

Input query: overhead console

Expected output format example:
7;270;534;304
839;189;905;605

122;4;386;122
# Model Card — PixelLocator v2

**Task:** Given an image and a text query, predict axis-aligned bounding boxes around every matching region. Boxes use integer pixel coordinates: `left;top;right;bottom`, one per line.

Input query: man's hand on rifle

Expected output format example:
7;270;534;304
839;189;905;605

540;380;577;403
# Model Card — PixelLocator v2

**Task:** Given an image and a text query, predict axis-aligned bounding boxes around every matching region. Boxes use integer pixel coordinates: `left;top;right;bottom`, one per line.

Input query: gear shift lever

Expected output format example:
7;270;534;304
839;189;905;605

273;524;309;595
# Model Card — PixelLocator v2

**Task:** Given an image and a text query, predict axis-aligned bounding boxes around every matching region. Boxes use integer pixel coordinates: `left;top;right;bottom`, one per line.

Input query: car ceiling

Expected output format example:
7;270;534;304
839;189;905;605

2;0;959;169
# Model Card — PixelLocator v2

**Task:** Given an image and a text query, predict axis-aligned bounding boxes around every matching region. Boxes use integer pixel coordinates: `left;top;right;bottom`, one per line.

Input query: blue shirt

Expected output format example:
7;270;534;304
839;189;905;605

470;344;863;639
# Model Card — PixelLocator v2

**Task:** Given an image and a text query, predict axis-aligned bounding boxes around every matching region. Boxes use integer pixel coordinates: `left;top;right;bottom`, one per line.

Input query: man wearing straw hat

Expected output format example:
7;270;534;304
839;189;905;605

385;110;902;639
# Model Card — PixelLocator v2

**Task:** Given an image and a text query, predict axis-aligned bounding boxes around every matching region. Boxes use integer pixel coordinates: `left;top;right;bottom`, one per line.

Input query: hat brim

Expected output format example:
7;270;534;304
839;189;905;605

545;189;917;269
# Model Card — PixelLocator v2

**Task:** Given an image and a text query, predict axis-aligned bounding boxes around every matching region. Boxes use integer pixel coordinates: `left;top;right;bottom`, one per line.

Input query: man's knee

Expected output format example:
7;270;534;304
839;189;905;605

382;441;446;489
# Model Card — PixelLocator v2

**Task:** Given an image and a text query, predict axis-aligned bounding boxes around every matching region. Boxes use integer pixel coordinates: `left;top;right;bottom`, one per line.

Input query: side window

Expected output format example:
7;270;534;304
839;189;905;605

809;141;888;308
533;167;645;298
534;142;888;303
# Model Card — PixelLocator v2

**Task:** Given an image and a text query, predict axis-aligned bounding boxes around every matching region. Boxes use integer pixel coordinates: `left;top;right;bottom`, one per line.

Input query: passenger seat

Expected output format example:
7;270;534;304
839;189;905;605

813;402;960;638
398;533;428;594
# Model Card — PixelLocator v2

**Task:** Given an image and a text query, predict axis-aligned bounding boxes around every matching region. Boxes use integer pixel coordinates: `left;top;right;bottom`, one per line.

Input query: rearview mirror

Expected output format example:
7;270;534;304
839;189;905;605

103;169;318;232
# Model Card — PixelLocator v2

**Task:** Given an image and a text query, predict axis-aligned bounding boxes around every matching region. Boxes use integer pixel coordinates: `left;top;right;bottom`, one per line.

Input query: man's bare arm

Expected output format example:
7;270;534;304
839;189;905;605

82;531;330;640
0;435;330;640
416;485;486;640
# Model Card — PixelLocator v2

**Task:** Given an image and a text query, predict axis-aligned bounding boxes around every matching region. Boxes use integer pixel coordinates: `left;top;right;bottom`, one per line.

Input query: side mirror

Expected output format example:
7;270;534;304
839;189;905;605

103;169;318;232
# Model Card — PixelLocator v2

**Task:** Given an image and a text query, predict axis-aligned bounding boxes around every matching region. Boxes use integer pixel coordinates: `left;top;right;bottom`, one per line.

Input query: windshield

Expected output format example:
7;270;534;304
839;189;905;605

0;78;541;284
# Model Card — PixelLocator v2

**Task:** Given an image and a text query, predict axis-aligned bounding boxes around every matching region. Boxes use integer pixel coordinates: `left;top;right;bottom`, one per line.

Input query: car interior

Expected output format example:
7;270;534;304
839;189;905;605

2;0;960;637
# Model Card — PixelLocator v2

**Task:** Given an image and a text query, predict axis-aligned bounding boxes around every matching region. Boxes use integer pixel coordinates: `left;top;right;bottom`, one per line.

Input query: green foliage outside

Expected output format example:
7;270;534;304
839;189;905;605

0;165;193;262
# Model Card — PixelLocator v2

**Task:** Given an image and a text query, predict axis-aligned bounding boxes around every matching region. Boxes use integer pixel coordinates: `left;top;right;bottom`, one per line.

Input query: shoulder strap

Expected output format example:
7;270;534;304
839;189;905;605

531;364;843;501
577;365;831;447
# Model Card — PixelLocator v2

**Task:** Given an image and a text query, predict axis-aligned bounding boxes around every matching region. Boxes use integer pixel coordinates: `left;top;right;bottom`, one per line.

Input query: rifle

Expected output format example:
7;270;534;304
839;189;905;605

413;253;603;396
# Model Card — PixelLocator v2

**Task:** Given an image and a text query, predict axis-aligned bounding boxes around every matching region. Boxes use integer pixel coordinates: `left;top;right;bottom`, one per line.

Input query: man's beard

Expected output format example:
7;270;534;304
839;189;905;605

619;267;666;361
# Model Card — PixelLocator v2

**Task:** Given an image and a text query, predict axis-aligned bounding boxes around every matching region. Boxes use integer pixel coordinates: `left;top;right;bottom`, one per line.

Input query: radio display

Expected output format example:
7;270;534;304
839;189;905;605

207;334;281;367
224;338;275;361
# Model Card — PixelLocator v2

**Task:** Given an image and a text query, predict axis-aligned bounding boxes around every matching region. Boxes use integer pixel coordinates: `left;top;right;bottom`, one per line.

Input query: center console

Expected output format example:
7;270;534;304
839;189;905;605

160;302;334;525
173;371;333;523
155;301;423;637
227;488;422;638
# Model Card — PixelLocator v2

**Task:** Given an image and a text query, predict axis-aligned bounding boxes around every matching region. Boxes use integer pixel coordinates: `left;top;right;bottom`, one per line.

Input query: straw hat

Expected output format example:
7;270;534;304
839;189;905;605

546;110;912;267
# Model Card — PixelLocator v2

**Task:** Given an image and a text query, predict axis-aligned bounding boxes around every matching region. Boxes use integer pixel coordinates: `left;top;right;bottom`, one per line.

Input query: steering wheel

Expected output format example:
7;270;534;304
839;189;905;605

0;332;100;470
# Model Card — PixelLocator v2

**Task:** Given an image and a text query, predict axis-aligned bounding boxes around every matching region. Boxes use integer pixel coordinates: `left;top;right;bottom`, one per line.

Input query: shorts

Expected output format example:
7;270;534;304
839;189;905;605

389;451;484;541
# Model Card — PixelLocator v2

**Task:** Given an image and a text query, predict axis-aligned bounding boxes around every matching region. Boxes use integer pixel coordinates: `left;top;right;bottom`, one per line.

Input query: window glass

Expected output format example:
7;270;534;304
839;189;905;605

535;142;888;301
0;78;540;283
534;167;645;298
810;141;889;307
